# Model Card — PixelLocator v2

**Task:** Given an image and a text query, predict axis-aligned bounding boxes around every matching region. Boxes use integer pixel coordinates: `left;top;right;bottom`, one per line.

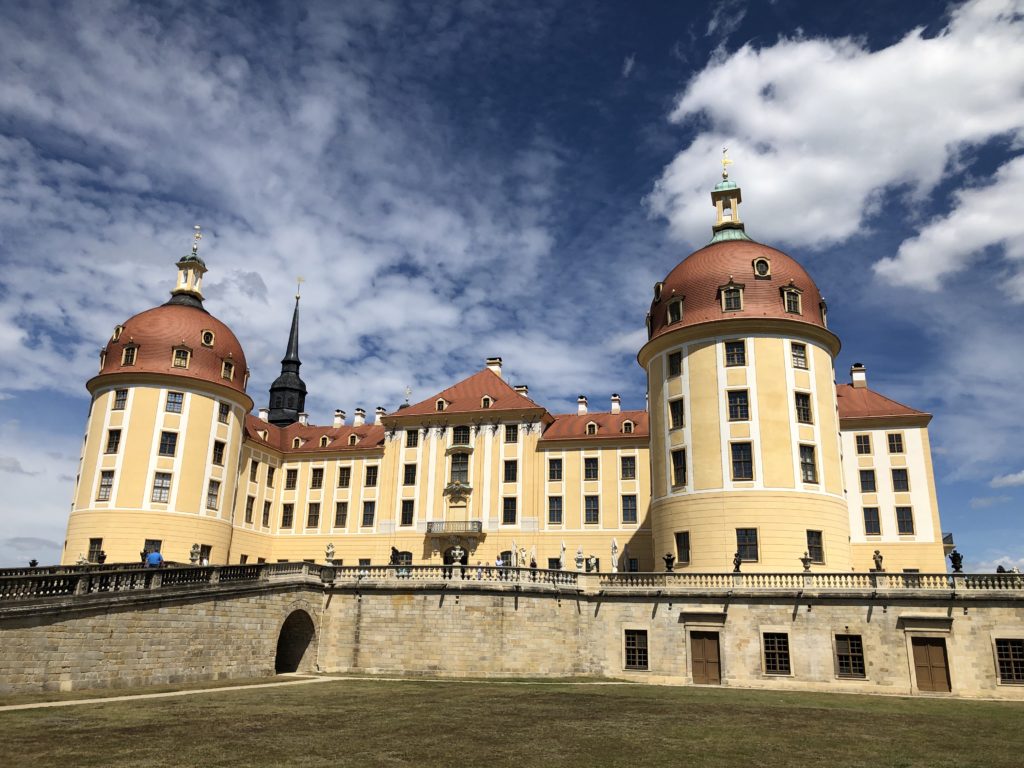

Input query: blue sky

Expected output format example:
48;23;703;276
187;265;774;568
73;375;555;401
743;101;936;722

0;0;1021;569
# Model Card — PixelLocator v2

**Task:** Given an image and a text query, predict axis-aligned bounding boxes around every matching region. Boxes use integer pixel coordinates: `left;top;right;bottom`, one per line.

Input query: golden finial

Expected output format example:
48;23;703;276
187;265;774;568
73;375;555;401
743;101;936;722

295;276;305;300
191;224;202;256
721;147;733;180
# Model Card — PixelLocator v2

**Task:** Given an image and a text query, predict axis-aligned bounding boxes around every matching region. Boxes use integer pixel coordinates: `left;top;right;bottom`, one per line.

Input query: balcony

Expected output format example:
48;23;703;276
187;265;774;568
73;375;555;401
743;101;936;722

426;521;483;535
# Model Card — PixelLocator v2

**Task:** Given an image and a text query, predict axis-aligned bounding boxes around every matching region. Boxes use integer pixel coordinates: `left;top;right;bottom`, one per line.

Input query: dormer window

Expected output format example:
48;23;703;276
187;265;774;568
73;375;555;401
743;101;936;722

653;281;664;301
782;284;803;315
720;284;743;312
98;350;106;371
111;325;124;342
586;422;598;436
436;399;447;412
172;347;191;369
667;299;683;325
320;436;329;448
292;437;302;449
201;330;215;347
481;396;492;409
752;258;771;279
348;435;359;446
819;301;828;327
121;345;138;366
221;361;234;380
622;421;634;434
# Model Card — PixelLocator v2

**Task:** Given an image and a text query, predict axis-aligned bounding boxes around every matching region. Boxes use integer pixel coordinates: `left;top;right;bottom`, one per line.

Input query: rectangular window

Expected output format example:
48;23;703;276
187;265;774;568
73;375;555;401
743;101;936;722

365;466;378;487
669;398;684;429
995;639;1024;684
763;632;791;675
584;457;599;481
113;389;128;410
400;499;414;526
621;494;637;524
675;531;691;564
505;424;518;443
309;467;323;489
266;466;275;487
88;538;103;562
887;433;904;453
158;431;177;456
863;507;881;536
206;480;220;510
453;425;471;445
281;503;294;528
725;340;746;367
799;445;818;483
307;503;320;528
166;391;183;413
173;348;190;368
835;634;866;678
406;429;419;448
795;392;813;424
727;390;749;421
362;501;376;527
151;472;171;503
285;469;298;490
668;300;682;324
504;459;518;483
262;501;271;527
785;291;801;314
806;530;824;563
502;497;517;525
624;629;649;670
892;468;910;492
121;346;137;366
547;557;561;570
671;449;687;487
450;453;469;483
334;501;348;527
791;342;808;369
621;455;636;480
105;429;121;454
218;402;230;424
212;440;225;466
667;351;682;376
584;495;599;524
548;458;563;481
337;466;351;488
736;528;758;561
244;496;255;524
143;539;162;554
896;506;915;535
722;287;742;311
249;459;259;483
859;469;876;493
731;443;753;480
239;554;248;564
403;463;417;486
855;434;872;455
547;496;563;525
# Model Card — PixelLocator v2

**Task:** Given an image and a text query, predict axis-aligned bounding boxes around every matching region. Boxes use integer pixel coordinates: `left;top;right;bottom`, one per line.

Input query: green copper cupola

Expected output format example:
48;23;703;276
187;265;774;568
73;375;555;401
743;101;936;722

710;149;752;244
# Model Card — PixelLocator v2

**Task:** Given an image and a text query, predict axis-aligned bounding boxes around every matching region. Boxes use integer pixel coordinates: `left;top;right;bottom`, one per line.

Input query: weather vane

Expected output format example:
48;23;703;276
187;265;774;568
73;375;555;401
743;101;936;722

404;385;412;405
191;224;202;256
296;276;305;300
721;147;733;180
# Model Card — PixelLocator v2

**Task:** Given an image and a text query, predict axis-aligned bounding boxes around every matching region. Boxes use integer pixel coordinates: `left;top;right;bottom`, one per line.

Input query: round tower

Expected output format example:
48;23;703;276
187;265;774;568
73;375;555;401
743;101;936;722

639;161;849;572
63;228;253;565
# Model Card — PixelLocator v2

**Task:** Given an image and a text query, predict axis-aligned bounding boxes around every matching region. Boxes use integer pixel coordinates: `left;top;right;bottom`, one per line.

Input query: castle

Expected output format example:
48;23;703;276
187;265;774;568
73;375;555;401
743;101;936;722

62;168;949;575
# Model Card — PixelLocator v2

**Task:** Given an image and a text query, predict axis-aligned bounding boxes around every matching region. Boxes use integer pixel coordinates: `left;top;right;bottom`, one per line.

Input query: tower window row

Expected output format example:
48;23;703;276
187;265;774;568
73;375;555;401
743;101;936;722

668;442;819;487
665;340;810;380
672;528;826;567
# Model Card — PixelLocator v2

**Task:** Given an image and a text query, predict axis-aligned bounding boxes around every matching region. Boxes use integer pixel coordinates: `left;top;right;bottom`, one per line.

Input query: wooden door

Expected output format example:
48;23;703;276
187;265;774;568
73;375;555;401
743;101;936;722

691;631;721;684
912;637;950;692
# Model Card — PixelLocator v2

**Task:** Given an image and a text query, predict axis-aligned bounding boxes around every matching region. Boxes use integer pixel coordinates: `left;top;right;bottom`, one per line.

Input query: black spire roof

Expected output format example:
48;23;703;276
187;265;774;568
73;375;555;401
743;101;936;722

267;295;307;427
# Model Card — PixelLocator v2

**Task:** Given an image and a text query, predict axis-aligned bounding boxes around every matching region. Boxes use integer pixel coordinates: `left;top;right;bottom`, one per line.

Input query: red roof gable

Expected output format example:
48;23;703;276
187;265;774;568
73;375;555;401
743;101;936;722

395;368;545;418
836;384;929;422
540;411;649;441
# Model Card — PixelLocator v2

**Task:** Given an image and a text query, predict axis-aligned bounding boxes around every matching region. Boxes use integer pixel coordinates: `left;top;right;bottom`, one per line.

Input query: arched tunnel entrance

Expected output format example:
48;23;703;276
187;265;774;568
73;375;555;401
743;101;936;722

275;609;316;673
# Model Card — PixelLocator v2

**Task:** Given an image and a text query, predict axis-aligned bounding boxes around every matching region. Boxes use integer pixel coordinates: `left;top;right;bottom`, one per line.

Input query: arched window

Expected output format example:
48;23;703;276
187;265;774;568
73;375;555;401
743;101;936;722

348;435;358;446
436;399;447;412
622;421;634;434
586;422;598;436
292;437;302;449
481;396;492;409
320;436;329;448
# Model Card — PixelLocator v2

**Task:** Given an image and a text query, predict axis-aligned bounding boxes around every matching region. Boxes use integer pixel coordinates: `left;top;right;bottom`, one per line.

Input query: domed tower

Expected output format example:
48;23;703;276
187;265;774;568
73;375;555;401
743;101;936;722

639;161;849;572
63;228;253;565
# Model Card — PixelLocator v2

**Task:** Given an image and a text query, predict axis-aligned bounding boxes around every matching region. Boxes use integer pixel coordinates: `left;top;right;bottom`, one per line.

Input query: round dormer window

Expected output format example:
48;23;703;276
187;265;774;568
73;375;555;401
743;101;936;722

201;330;215;346
753;258;770;277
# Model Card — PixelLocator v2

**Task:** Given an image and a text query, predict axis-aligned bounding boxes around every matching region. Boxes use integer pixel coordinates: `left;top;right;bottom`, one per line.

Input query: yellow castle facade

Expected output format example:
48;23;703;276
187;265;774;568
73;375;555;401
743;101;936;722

62;175;948;574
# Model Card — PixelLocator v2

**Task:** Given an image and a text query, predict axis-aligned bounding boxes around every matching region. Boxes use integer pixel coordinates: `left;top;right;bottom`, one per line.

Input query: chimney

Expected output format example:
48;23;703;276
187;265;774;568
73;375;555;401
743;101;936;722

374;406;387;424
577;395;588;416
298;412;309;426
333;409;345;428
353;407;366;427
485;357;503;378
850;363;868;389
513;384;529;396
258;407;269;421
610;393;621;415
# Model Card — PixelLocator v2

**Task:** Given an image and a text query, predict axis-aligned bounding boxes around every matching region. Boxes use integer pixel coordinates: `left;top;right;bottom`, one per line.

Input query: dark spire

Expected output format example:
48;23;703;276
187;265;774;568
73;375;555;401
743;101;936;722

267;292;307;427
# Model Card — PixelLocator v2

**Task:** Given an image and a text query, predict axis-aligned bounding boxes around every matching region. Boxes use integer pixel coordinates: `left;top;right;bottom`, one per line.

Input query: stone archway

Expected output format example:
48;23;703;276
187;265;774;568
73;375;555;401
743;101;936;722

275;609;316;673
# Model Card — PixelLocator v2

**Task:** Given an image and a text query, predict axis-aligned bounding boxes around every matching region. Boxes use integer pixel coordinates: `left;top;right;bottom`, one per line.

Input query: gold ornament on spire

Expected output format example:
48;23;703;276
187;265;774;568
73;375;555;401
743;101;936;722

191;225;203;256
721;147;733;180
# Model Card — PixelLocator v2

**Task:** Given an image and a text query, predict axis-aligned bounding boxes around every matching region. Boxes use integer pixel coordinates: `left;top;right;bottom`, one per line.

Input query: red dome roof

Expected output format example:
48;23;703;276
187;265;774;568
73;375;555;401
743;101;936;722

649;240;828;340
97;303;248;395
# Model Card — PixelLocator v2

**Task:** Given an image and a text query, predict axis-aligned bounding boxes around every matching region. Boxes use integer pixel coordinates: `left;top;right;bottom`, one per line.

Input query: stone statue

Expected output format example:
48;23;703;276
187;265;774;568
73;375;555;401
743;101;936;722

611;538;619;573
872;549;884;572
560;540;566;570
76;553;89;566
800;552;813;572
190;543;201;564
28;559;38;568
325;543;335;563
663;552;675;572
575;546;584;572
587;555;597;573
511;539;518;567
519;546;528;570
452;544;465;563
949;549;964;573
732;551;742;573
389;546;401;566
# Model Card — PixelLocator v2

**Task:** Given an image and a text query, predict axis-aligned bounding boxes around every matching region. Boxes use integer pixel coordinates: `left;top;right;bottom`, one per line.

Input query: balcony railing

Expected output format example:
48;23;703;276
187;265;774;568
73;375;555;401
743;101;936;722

425;521;483;534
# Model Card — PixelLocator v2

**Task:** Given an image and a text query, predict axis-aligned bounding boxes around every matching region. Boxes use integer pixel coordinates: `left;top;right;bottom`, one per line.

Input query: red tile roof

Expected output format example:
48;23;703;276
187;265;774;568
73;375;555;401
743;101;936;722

244;414;385;453
540;410;649;441
394;368;545;418
836;384;929;422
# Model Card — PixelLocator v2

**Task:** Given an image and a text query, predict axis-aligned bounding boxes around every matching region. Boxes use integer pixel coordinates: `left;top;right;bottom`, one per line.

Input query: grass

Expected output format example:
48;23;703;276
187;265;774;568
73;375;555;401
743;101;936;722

1;678;1022;768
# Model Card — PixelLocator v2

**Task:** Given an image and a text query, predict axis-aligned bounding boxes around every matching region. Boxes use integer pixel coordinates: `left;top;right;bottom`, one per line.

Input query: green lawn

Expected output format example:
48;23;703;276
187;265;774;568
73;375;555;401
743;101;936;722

2;678;1022;768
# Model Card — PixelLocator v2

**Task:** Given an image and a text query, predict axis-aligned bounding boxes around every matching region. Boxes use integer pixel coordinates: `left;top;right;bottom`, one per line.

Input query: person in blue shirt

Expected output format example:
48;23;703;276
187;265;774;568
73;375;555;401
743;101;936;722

145;550;164;568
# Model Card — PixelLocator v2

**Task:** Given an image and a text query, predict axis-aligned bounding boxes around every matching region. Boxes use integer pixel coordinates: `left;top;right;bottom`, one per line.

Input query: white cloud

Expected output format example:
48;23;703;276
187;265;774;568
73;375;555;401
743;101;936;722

992;470;1024;488
622;54;636;78
706;0;747;41
969;495;1011;509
